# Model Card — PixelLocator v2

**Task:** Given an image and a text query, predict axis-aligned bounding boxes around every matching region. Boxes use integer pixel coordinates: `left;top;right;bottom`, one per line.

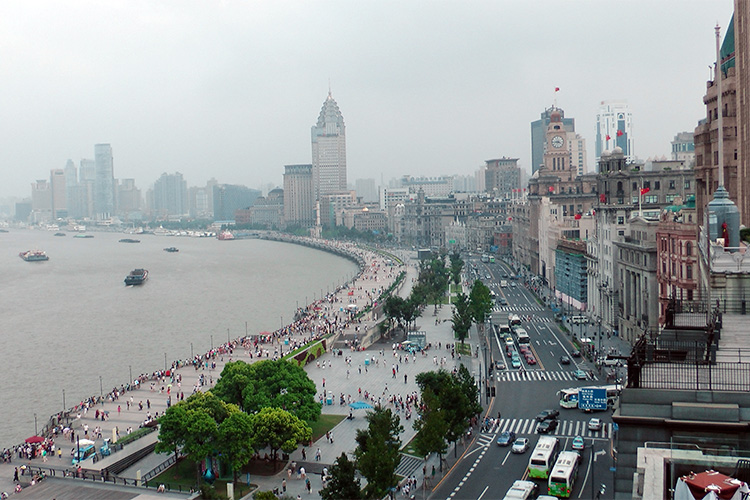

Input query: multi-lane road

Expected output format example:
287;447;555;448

431;256;616;500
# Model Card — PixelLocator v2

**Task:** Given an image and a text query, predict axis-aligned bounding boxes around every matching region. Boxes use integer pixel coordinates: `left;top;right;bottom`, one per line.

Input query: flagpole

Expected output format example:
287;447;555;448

639;178;643;218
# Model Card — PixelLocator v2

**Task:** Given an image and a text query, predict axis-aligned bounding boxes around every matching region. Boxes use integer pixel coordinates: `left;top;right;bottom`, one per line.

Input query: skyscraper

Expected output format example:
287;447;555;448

94;143;115;219
283;164;315;227
152;172;188;217
311;92;347;200
50;169;67;219
595;100;634;161
530;106;575;174
735;0;750;225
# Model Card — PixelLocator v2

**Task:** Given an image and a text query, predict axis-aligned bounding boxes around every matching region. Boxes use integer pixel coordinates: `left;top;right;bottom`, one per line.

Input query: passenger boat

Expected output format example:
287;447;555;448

124;269;148;286
54;232;66;237
74;234;94;239
19;250;49;262
119;238;141;243
217;230;235;240
163;247;179;253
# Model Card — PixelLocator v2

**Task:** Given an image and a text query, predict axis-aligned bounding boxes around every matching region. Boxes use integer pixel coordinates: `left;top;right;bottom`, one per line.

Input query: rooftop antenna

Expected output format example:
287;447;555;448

328;78;332;98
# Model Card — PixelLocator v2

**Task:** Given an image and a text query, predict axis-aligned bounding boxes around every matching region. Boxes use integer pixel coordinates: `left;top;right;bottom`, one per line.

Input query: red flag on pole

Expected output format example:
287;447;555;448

605;134;611;141
640;187;650;195
599;194;606;203
554;87;560;92
548;186;554;193
616;130;624;137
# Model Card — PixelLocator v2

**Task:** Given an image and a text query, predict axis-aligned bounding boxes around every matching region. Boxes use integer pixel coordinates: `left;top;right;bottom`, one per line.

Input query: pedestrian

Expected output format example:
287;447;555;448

13;467;18;482
404;374;407;384
301;448;306;460
306;477;311;493
315;448;321;461
282;478;287;492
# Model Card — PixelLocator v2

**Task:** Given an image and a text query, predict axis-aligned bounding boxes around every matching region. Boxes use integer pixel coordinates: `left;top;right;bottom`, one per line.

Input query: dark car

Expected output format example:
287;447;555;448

559;355;571;365
571;350;582;358
536;419;558;434
498;297;508;306
496;430;516;446
535;409;560;421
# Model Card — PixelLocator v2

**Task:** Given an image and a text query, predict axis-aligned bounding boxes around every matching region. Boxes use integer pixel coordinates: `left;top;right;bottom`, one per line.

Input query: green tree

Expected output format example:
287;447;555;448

154;404;189;462
383;295;405;332
250;407;312;462
217;409;256;487
449;252;464;287
320;452;363;500
401;295;422;334
469;279;493;331
213;359;320;421
412;387;449;462
354;407;403;499
451;292;473;345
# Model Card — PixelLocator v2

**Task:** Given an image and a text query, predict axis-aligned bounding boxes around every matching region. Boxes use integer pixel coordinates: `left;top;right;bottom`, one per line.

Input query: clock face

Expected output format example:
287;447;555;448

551;135;564;148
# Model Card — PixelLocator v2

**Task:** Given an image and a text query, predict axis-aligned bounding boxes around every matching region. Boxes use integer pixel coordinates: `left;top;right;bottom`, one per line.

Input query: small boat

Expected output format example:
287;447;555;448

54;232;66;237
74;234;94;239
217;230;235;241
124;269;148;286
19;250;49;262
163;247;179;253
119;238;141;243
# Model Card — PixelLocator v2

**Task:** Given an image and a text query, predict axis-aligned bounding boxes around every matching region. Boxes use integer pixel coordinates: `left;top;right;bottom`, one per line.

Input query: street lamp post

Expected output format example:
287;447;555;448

227;328;230;344
34;413;37;436
164;352;167;372
99;376;103;397
211;335;214;350
62;389;66;414
129;365;133;387
190;342;193;358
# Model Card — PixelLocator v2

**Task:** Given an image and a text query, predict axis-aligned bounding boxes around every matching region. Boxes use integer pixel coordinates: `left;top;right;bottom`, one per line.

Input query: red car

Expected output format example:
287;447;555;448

525;355;537;365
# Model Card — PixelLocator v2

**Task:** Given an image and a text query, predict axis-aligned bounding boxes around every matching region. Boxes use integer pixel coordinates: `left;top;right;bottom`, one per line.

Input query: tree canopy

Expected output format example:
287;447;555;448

320;452;363;500
212;359;320;421
354;407;403;499
469;279;493;325
250;407;312;461
451;292;473;345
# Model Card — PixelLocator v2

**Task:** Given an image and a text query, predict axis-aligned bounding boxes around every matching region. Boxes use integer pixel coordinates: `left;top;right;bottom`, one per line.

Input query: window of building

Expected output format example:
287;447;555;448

686;264;693;279
684;180;691;189
617;216;624;224
632;182;638;191
669;180;675;189
654;181;660;190
631;196;639;204
687;289;693;301
686;242;692;255
666;194;677;203
645;195;658;203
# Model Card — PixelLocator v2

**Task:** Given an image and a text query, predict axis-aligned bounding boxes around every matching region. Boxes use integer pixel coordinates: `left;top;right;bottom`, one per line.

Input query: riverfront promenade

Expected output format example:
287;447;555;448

0;243;489;499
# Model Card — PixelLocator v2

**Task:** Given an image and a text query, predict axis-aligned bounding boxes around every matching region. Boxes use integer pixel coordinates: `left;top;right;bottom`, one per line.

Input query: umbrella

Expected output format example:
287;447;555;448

349;401;374;410
25;436;44;444
77;439;95;446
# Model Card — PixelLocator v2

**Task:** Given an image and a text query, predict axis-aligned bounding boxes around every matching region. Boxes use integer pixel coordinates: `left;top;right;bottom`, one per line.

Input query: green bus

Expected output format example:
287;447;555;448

548;451;581;497
527;436;559;479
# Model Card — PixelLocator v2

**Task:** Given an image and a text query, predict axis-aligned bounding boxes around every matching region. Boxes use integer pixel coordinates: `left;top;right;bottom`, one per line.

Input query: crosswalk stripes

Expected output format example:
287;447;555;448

492;305;544;312
496;418;612;439
395;453;423;478
477;434;494;448
497;370;599;382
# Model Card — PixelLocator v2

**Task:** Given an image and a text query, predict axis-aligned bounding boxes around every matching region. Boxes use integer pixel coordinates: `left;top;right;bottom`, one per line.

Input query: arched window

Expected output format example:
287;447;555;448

686;242;692;256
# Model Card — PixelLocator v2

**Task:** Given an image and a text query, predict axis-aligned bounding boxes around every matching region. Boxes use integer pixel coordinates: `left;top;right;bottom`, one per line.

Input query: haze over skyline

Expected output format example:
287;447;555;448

0;0;734;199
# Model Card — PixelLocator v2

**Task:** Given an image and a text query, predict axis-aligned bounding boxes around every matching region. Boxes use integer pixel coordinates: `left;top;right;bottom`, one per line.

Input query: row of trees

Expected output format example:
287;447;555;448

452;279;493;345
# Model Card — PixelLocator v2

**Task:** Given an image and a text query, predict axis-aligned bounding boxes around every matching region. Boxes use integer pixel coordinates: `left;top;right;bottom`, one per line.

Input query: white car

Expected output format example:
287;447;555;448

588;418;602;431
511;437;529;454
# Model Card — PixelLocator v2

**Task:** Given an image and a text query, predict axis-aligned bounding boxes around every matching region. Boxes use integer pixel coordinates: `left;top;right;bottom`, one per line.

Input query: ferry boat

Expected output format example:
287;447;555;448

19;250;49;262
124;269;148;286
163;247;179;253
74;234;94;239
217;230;235;241
119;238;141;243
54;232;66;237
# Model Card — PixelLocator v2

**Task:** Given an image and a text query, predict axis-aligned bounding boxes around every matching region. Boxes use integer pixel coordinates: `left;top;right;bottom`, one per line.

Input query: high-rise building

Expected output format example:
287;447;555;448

531;106;575;174
484;158;520;198
311;92;347;200
355;178;378;203
283;164;315;227
595;100;634;161
569;134;588;176
152;172;188;217
212;184;261;222
94;144;115;219
671;131;695;167
50;169;67;219
117;179;141;216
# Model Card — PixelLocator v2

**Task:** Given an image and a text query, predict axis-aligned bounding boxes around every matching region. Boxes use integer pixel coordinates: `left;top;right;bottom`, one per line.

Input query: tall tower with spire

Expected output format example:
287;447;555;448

311;91;347;201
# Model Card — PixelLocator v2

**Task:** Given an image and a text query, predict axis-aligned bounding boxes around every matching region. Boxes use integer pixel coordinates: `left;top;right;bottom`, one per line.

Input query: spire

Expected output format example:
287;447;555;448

715;23;725;188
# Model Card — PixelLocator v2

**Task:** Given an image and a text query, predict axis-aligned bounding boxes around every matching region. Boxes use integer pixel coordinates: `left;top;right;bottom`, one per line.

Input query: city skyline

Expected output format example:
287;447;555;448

0;1;734;199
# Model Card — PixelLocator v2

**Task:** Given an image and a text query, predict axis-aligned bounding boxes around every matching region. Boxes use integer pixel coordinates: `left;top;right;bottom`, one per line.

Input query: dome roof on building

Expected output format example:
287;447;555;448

612;146;623;154
550;109;562;122
601;150;612;157
362;206;369;212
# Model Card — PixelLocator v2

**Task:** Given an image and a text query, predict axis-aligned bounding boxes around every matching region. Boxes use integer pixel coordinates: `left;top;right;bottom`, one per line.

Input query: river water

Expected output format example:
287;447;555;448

0;229;359;446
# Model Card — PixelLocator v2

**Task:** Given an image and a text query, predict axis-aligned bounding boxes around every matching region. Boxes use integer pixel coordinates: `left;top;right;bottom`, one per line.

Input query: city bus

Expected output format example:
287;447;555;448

548;451;581;498
516;329;530;345
558;385;620;409
527;436;559;479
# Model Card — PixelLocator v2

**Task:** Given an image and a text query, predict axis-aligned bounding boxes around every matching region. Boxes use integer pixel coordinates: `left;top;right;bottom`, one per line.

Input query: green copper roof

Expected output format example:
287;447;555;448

721;14;735;75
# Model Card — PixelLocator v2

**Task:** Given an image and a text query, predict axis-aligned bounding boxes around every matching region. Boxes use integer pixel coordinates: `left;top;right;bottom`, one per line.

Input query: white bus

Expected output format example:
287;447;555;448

558;385;620;410
527;436;559;479
548;451;581;498
502;480;538;499
516;328;530;345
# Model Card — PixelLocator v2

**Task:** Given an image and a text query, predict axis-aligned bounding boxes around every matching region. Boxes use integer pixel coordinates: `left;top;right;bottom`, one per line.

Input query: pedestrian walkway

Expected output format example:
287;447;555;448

496;370;599;382
494;418;613;439
492;305;544;313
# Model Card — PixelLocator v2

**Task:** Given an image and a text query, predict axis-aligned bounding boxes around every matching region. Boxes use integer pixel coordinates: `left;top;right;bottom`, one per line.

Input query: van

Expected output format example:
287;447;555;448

500;280;508;288
502;480;538;499
72;444;97;465
499;323;512;334
509;314;522;326
570;316;589;325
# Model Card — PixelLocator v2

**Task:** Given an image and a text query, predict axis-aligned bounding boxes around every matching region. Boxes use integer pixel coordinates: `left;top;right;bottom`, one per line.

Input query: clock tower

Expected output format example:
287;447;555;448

543;108;575;182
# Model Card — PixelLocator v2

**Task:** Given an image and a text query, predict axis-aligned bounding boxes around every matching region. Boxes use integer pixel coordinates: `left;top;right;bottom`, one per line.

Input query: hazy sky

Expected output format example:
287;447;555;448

0;0;735;199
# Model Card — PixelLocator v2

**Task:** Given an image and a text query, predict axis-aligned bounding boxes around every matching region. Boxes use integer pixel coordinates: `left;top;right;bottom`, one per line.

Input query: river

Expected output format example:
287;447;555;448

0;229;359;446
